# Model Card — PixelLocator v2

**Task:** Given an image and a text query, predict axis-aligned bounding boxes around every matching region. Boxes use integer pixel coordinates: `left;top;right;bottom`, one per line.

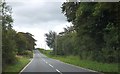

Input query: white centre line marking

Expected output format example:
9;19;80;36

42;59;48;64
49;64;54;68
56;69;62;74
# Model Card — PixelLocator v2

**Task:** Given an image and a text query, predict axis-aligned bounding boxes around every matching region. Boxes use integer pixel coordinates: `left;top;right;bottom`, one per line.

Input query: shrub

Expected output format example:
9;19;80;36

22;50;33;58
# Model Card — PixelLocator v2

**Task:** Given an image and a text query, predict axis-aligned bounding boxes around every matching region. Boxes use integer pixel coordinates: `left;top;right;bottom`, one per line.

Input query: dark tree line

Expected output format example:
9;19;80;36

45;2;119;63
1;2;36;68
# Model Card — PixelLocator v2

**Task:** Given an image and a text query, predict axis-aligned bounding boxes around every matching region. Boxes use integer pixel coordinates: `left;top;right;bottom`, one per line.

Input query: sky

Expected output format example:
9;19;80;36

6;0;71;49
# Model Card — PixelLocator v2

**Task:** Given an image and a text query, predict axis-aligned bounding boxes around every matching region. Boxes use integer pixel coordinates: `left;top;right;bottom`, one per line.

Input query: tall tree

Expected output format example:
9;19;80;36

45;31;57;54
61;2;119;63
2;2;17;67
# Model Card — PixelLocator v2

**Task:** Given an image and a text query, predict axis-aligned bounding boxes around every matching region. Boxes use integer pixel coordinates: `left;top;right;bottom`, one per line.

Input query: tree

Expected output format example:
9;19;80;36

61;2;119;63
46;26;78;55
61;2;80;22
15;32;28;54
2;2;37;69
2;2;17;67
15;32;36;55
45;31;57;54
23;32;36;51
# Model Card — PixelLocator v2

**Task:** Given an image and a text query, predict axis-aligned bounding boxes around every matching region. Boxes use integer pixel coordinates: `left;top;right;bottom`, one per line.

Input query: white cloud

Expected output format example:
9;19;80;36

13;25;49;49
6;0;66;2
6;0;70;49
53;22;71;34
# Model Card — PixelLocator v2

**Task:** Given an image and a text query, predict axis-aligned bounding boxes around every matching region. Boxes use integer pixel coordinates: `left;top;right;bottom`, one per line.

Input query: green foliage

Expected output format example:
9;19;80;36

15;32;36;55
61;2;80;22
22;50;33;58
57;31;77;55
24;32;36;51
37;48;44;53
2;2;36;70
42;51;119;73
15;32;28;54
3;56;30;72
2;2;17;67
45;31;57;54
45;26;78;56
59;2;119;63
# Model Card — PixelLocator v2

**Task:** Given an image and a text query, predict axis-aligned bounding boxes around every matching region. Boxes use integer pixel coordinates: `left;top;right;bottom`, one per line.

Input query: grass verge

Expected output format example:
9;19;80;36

38;49;119;73
3;56;30;72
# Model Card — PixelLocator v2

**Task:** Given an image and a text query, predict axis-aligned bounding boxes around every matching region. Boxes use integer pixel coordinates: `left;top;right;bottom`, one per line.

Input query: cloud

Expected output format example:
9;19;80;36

6;0;70;49
9;1;67;25
13;25;49;49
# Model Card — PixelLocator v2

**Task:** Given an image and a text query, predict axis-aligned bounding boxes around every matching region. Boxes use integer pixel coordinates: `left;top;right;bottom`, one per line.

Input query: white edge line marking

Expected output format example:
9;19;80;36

56;69;62;74
19;54;34;73
38;49;96;73
54;59;97;72
49;64;54;68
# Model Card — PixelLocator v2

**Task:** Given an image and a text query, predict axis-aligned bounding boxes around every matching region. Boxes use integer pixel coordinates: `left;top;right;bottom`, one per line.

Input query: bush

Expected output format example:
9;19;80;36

22;50;33;58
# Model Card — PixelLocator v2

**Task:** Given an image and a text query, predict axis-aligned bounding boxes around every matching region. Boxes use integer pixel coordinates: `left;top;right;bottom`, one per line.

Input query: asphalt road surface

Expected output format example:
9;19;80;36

20;50;101;74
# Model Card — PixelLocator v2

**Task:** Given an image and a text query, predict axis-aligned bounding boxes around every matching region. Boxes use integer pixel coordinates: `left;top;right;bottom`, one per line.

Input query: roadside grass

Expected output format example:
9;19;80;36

3;56;30;72
38;49;119;73
3;50;33;73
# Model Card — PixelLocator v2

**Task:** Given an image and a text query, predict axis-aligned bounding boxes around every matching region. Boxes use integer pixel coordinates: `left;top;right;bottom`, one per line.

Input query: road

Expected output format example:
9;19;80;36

20;50;100;74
